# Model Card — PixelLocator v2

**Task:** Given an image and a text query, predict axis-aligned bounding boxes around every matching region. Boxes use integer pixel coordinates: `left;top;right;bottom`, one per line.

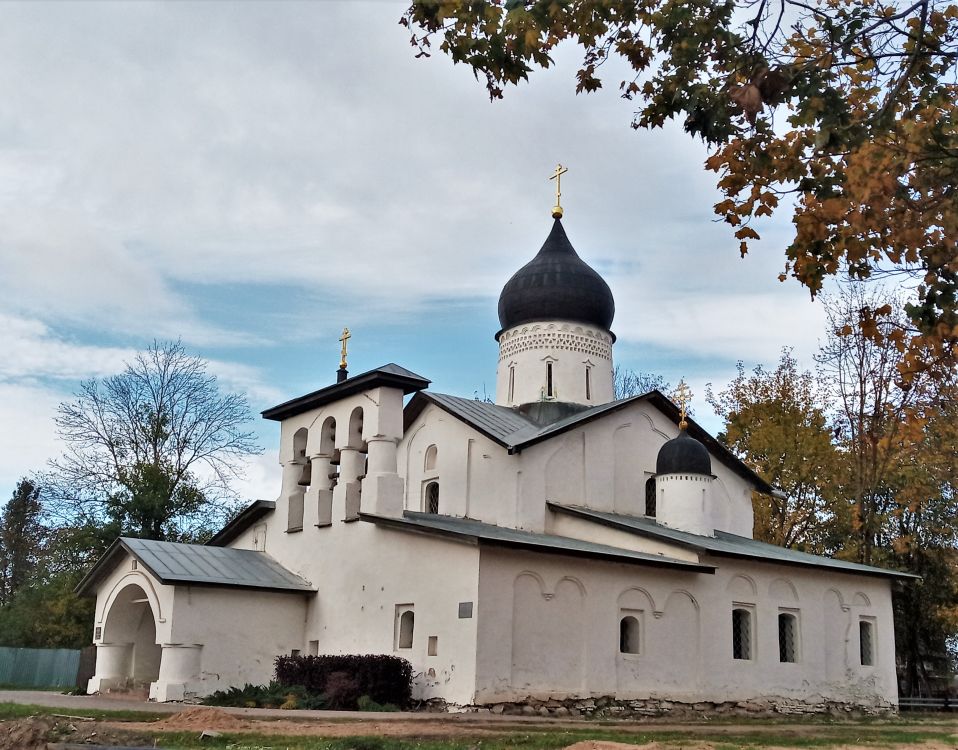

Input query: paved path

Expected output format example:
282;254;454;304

0;689;558;723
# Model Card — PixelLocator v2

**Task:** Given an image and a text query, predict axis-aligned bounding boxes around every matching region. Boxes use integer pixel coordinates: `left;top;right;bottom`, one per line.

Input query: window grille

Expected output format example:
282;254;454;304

619;615;640;654
860;620;875;666
645;477;656;517
732;608;752;660
778;612;798;662
425;482;439;514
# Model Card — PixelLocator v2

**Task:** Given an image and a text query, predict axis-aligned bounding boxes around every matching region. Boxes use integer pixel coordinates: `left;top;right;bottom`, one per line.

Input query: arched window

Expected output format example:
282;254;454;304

585;366;592;400
778;612;798;663
645;477;656;517
859;619;875;666
424;482;439;514
424;445;438;472
397;609;414;649
619;615;640;654
732;608;752;660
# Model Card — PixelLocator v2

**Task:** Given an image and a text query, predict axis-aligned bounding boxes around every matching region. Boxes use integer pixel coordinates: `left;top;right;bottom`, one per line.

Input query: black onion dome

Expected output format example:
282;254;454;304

497;218;615;336
656;430;712;475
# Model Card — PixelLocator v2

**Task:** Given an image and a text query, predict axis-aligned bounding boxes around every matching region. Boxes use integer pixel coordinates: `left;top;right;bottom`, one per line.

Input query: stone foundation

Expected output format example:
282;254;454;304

446;695;896;718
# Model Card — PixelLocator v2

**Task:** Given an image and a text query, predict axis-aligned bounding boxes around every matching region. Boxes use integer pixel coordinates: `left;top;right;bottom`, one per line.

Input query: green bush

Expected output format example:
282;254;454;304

202;681;325;710
274;654;412;709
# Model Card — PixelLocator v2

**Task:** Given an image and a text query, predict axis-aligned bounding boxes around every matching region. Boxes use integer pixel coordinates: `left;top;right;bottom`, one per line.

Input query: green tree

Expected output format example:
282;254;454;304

46;340;261;542
706;349;838;550
402;0;958;382
0;479;45;605
881;376;958;696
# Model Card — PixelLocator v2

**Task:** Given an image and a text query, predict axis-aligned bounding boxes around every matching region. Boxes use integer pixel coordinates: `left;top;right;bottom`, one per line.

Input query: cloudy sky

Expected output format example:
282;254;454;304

0;1;829;506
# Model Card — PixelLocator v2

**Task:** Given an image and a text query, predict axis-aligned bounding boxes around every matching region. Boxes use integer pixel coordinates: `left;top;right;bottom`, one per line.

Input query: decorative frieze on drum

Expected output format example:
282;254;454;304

498;323;613;362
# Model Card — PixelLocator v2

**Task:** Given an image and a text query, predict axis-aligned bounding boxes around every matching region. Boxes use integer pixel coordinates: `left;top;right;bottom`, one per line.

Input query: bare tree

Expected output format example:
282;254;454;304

46;341;261;541
817;284;932;564
613;366;670;400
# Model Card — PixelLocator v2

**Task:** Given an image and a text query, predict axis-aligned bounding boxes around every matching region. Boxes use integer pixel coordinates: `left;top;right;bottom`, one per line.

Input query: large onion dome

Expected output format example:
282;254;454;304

656;430;711;475
497;218;615;337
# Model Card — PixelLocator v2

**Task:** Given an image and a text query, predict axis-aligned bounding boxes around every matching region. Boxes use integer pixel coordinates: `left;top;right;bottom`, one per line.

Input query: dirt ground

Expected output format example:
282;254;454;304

1;707;955;750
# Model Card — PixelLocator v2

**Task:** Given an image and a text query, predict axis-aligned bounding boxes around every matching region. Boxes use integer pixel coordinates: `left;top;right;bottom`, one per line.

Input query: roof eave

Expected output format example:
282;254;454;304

361;512;713;573
263;365;430;422
208;500;276;547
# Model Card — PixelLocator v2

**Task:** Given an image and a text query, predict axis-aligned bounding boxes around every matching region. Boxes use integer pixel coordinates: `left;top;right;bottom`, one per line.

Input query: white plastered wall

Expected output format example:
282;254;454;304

402;403;518;526
400;400;754;537
495;321;614;407
474;547;898;707
229;505;481;704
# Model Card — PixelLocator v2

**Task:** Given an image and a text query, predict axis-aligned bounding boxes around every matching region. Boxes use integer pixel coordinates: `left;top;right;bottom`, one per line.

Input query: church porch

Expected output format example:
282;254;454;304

77;537;314;701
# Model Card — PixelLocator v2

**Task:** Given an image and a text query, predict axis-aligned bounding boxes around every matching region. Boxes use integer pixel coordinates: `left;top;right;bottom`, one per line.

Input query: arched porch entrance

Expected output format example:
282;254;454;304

88;583;161;693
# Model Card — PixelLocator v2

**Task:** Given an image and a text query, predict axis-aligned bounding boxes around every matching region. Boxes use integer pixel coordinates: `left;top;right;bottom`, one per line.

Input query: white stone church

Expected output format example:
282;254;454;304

78;204;911;710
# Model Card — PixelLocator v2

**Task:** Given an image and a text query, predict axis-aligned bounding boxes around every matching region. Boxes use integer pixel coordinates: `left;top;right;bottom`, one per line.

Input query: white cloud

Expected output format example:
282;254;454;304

0;313;133;381
0;382;62;490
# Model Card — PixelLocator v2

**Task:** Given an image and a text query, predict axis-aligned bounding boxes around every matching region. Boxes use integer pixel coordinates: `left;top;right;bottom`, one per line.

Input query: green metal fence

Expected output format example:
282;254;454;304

0;646;81;688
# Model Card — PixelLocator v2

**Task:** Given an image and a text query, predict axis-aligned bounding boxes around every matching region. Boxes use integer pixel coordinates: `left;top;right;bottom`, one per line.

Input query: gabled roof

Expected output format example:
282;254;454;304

405;390;773;494
263;363;430;422
548;504;919;580
76;537;315;596
208;500;275;547
360;510;714;573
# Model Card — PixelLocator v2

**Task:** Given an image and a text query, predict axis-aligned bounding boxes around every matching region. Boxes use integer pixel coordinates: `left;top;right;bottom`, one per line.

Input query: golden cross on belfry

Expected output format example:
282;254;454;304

549;163;569;218
674;379;692;430
339;327;351;369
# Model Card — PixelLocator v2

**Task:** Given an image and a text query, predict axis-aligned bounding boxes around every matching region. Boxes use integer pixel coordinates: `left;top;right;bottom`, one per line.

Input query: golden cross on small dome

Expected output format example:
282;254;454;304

674;379;692;430
339;327;351;369
549;163;569;218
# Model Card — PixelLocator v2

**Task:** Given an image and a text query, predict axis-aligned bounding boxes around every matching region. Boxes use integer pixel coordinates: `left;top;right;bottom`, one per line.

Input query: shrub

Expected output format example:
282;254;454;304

203;681;325;709
274;654;412;709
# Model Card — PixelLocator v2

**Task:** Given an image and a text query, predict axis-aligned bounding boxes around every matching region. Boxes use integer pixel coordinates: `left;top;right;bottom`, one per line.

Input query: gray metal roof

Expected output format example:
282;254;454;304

424;393;536;443
409;391;773;493
76;537;315;595
361;510;714;573
548;504;919;580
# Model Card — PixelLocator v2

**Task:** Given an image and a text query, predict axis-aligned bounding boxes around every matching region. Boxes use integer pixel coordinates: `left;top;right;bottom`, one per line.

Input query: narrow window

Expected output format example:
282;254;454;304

508;365;515;403
619;615;640;654
424;444;438;472
585;366;592;400
428;636;438;656
778;612;798;663
546;361;554;398
645;477;656;517
397;609;414;649
860;620;875;666
425;482;439;514
732;608;752;660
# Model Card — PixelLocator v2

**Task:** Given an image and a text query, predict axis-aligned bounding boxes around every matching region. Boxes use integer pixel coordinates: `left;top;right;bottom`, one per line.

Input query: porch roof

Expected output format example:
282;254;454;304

76;537;315;595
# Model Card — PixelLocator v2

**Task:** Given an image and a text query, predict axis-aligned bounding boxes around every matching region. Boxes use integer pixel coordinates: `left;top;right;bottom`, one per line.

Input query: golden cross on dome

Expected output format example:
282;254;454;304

674;379;692;430
339;327;351;369
549;163;568;218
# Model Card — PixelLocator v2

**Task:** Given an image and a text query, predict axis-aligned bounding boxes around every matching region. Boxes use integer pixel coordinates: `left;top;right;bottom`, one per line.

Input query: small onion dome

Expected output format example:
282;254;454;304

656;430;711;476
497;218;615;337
